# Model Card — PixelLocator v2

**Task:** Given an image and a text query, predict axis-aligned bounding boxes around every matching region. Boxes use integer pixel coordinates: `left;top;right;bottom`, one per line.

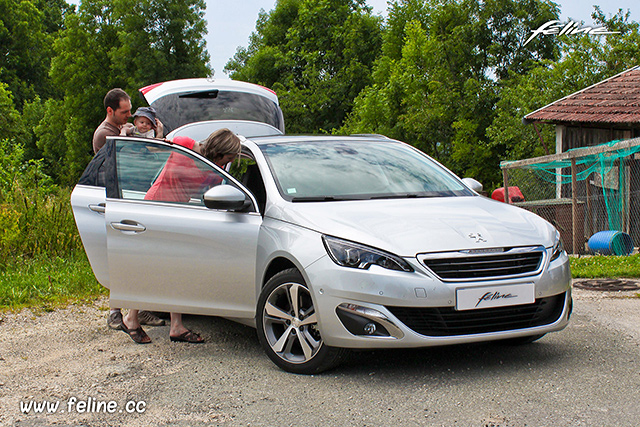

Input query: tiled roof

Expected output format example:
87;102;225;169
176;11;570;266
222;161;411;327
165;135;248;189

523;66;640;125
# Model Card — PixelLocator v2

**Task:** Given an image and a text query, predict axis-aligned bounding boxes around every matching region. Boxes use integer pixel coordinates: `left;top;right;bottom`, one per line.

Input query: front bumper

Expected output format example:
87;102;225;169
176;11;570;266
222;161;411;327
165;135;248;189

305;252;572;349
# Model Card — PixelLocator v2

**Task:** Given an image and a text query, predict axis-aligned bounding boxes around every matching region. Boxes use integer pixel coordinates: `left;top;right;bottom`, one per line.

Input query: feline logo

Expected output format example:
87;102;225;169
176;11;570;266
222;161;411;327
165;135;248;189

524;20;620;46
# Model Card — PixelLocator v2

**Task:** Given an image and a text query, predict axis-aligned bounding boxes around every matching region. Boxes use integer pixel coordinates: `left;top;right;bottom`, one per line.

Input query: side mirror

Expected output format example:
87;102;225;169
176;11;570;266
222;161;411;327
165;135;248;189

462;177;483;193
203;185;251;211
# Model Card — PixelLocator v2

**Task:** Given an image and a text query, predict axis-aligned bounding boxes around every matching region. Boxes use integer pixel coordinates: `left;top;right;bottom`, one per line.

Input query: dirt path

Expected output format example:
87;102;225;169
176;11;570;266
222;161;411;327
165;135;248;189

0;298;265;426
1;286;639;426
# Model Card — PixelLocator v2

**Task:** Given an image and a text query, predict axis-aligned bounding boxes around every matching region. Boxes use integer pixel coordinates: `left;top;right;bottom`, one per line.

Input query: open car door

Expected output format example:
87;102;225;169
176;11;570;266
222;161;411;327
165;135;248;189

74;137;262;319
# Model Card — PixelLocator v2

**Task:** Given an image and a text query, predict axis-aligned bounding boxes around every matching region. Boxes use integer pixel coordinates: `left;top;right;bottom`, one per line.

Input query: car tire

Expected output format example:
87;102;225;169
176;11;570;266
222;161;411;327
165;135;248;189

256;268;348;374
499;333;546;345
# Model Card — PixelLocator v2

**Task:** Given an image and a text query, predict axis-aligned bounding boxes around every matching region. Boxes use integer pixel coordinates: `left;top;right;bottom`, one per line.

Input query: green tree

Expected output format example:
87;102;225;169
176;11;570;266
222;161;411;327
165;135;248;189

0;83;26;143
21;96;47;161
110;0;211;88
34;0;75;34
226;0;383;133
0;0;50;109
344;0;560;186
0;0;73;110
40;0;211;185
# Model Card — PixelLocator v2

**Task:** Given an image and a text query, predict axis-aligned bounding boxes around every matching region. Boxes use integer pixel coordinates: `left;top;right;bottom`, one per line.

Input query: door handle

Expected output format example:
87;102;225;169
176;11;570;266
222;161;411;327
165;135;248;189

89;203;106;214
110;221;146;233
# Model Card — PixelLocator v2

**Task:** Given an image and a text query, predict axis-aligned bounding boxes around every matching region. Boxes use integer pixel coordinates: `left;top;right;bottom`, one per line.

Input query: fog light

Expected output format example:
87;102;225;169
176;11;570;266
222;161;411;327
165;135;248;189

364;323;377;335
335;303;404;339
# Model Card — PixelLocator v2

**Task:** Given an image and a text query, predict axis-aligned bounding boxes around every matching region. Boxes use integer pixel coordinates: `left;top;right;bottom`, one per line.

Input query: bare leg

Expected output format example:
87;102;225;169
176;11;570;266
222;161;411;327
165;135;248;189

123;309;141;330
169;312;189;337
121;309;151;344
169;313;204;343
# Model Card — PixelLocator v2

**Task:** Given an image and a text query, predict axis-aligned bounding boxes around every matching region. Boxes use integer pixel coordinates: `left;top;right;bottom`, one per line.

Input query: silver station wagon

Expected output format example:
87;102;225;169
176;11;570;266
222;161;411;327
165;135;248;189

72;80;571;374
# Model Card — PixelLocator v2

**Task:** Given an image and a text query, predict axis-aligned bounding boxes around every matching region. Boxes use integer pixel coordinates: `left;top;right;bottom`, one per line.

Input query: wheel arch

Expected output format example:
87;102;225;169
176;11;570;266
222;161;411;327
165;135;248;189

262;256;299;288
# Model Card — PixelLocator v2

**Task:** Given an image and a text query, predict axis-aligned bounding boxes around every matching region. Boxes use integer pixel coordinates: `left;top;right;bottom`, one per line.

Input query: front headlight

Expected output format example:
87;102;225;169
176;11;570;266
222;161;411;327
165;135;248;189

322;235;413;272
550;231;565;262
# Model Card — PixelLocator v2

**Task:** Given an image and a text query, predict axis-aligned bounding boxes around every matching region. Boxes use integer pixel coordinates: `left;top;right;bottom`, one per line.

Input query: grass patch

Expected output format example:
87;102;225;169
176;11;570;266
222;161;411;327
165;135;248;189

0;251;107;312
2;241;640;311
570;253;640;278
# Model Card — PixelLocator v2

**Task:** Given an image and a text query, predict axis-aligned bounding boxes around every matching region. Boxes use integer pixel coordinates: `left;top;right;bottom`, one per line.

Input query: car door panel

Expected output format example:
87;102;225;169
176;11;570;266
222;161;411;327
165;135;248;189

106;201;261;317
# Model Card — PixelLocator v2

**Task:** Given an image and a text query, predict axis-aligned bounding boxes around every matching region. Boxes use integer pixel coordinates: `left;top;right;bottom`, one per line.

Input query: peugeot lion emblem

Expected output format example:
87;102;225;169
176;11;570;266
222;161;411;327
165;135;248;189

468;233;487;243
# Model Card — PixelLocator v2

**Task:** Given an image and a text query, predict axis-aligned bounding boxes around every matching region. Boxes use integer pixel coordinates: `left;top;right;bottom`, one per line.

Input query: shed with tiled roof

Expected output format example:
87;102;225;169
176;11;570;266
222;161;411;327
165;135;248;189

523;66;640;153
512;67;640;254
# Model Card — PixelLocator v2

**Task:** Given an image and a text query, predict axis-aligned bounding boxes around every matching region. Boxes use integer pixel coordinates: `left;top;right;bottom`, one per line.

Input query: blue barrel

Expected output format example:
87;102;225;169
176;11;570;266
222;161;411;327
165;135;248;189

587;231;634;256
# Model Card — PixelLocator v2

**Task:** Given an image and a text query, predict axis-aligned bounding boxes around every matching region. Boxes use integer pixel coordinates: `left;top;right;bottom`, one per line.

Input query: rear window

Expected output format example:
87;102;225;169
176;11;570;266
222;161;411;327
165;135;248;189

150;91;285;134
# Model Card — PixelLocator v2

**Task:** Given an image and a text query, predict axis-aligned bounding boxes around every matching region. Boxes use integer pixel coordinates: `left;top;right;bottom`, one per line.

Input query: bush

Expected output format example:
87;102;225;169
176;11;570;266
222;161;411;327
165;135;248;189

0;137;98;309
0;138;83;264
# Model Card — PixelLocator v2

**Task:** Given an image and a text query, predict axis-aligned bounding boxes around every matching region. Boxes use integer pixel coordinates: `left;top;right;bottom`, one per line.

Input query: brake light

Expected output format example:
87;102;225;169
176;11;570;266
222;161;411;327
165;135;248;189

253;83;277;96
139;82;164;95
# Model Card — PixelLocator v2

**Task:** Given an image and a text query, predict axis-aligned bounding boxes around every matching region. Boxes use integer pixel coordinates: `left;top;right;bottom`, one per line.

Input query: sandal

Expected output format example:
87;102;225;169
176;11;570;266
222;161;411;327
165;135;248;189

170;330;204;343
122;324;151;344
107;311;123;330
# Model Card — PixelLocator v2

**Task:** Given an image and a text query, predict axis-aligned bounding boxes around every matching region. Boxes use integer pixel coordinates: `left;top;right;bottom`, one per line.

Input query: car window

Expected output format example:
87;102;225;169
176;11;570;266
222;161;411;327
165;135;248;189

150;91;285;134
261;140;474;201
115;139;226;206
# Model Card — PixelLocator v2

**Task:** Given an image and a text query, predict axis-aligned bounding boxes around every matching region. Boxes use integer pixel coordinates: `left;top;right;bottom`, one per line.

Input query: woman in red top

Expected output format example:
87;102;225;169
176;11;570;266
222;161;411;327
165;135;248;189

122;128;242;344
145;132;238;203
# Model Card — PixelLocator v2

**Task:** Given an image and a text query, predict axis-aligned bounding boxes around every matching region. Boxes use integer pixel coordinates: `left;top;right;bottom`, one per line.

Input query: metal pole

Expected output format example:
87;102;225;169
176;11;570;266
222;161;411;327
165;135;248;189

586;173;592;238
571;157;578;254
503;169;510;204
624;163;630;234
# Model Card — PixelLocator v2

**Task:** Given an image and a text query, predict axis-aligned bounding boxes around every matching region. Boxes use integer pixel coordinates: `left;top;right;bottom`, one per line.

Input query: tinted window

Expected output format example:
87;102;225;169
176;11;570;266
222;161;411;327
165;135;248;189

151;91;284;134
261;140;474;201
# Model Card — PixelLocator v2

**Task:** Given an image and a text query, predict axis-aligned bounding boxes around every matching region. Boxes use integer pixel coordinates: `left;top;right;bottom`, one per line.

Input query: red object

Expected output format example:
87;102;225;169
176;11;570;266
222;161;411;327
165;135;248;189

139;82;163;95
254;83;277;95
492;186;525;203
144;136;221;203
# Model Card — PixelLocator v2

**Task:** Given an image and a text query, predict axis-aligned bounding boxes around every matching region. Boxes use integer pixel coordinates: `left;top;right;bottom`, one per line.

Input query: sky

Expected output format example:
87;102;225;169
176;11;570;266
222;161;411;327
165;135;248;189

66;0;636;79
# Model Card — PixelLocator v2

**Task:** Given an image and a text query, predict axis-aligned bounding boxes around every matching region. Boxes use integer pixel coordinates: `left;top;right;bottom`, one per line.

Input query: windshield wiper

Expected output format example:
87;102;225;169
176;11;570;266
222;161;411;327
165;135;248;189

370;191;460;199
291;196;364;202
369;193;421;200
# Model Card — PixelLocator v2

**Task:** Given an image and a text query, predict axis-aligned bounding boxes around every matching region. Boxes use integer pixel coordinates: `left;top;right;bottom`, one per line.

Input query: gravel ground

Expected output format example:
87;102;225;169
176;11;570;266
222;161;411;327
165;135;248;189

1;283;639;426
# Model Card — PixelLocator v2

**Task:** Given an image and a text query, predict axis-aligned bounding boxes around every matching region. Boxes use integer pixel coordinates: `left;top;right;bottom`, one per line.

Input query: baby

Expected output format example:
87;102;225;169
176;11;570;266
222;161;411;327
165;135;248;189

121;106;164;138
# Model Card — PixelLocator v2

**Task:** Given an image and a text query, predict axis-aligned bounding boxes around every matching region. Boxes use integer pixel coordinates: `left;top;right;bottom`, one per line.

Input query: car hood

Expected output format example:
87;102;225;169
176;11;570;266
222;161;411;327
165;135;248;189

269;196;555;256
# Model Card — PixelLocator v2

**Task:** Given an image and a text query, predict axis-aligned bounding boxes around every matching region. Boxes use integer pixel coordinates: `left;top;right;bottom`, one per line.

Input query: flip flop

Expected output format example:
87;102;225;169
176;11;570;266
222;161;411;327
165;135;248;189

121;324;151;344
170;330;204;343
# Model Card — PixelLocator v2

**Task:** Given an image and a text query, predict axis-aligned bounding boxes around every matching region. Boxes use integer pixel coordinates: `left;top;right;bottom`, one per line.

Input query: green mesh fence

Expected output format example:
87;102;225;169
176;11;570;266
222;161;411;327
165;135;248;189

501;139;640;254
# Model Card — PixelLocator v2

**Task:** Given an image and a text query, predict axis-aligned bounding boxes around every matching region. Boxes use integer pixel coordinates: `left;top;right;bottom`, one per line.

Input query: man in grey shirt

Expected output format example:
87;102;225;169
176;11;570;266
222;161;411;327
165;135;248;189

92;88;133;153
92;88;165;333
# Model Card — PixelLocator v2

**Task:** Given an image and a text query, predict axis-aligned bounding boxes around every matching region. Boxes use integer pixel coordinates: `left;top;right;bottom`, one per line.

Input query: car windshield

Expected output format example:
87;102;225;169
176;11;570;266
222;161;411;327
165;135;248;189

261;140;474;201
150;91;285;134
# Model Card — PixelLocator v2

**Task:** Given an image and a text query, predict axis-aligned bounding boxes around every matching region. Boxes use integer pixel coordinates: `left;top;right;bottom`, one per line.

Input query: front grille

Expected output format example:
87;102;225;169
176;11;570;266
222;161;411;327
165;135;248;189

386;293;565;337
420;248;544;281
